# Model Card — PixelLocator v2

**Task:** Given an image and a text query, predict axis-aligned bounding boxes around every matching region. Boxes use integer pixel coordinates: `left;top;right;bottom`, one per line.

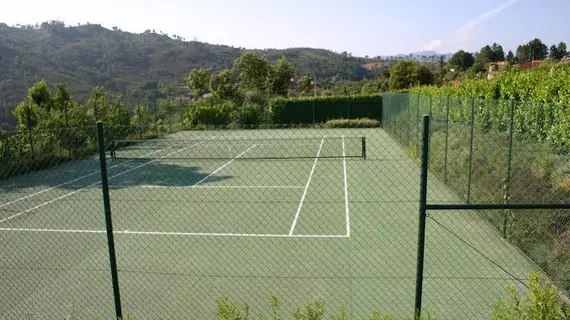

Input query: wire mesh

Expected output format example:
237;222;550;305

1;121;420;319
2;93;569;319
384;92;570;319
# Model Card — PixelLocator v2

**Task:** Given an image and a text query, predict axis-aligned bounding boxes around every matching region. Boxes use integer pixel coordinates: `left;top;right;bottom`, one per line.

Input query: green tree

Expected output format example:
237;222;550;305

491;43;505;61
84;86;109;122
158;99;175;127
549;42;568;60
186;68;210;98
54;83;72;126
28;80;53;114
414;63;434;86
448;50;475;71
13;99;42;130
477;45;494;64
211;69;239;101
266;56;295;96
234;52;269;92
107;99;130;126
389;60;419;90
516;38;548;62
131;105;152;129
360;78;388;94
506;50;515;62
298;75;312;93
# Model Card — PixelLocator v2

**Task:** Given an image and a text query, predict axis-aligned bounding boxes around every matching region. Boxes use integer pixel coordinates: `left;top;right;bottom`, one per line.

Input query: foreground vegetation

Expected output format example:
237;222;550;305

86;273;567;319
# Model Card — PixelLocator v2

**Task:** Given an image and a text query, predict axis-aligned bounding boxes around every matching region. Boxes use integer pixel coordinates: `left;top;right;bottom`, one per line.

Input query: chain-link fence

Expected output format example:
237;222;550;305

383;93;570;319
1;93;569;319
1;120;420;319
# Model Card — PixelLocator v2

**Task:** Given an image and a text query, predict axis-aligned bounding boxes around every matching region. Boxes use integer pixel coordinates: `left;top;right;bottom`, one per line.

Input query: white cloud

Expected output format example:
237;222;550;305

456;0;519;42
422;39;442;51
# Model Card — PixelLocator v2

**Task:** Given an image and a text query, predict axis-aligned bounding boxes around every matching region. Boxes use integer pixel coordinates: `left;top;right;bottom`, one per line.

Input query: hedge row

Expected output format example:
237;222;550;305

267;94;382;124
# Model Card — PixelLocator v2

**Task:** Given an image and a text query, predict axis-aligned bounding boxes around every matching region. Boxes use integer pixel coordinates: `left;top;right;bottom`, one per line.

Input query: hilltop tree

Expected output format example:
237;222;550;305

516;39;548;62
266;56;295;96
186;68;210;98
448;50;475;71
549;42;568;60
234;52;269;92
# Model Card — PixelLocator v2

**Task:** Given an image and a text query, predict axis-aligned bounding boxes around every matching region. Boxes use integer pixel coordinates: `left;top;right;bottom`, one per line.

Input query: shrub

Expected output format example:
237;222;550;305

215;295;436;320
324;118;381;128
243;91;269;106
492;272;570;320
232;103;265;126
184;101;237;127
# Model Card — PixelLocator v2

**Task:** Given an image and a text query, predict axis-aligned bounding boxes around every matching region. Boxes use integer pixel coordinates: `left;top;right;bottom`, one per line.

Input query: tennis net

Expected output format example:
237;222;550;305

110;136;366;160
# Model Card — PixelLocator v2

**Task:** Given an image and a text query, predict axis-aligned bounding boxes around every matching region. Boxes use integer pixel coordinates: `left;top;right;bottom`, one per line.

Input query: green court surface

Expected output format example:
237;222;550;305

0;128;539;319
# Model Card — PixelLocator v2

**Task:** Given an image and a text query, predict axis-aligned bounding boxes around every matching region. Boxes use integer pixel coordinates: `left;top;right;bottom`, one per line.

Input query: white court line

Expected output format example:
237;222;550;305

0;142;202;224
0;147;169;209
192;145;257;186
288;137;325;236
105;185;304;189
0;227;349;238
342;136;351;237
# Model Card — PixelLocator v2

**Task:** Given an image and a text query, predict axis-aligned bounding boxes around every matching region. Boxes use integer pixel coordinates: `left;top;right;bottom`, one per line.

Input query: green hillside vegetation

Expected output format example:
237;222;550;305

0;21;378;128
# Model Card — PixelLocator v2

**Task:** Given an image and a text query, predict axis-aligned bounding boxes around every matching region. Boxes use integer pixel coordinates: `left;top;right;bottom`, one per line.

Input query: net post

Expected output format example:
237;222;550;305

414;114;430;319
96;121;123;320
361;136;367;159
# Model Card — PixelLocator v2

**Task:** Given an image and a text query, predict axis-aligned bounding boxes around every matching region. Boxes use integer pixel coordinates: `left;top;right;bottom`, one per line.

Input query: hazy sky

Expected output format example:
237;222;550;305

1;0;568;56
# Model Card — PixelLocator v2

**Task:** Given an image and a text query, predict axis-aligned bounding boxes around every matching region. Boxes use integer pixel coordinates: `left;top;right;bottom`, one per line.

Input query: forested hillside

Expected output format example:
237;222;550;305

0;21;374;128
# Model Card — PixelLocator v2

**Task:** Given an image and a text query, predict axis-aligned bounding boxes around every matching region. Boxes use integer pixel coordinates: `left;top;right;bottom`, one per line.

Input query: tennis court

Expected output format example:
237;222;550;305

0;127;541;319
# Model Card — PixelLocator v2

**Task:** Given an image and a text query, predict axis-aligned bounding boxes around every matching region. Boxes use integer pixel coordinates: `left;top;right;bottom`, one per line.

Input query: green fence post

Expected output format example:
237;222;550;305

444;96;450;183
466;97;475;204
96;122;123;320
414;114;430;318
503;100;516;238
